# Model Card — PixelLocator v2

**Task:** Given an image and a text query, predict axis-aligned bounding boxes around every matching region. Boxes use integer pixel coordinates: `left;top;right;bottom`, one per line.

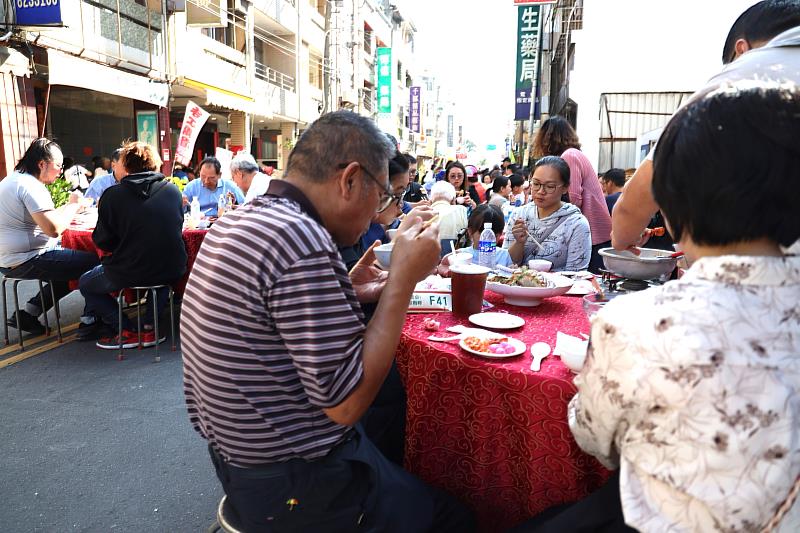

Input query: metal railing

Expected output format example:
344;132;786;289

254;61;296;92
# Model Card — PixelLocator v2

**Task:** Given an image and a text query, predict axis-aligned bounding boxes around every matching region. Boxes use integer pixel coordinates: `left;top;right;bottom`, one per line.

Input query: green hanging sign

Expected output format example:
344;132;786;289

377;47;392;114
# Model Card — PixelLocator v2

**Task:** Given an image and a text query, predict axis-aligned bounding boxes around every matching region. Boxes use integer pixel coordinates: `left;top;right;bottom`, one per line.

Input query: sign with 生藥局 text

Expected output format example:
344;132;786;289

514;4;542;121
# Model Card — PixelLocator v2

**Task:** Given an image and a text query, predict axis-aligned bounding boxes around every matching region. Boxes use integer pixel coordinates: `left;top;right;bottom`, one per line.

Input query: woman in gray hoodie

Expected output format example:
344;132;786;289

503;156;591;271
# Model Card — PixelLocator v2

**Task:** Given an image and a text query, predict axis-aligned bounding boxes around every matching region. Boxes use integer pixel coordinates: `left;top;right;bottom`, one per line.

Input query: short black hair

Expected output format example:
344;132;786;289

15;138;62;178
509;173;525;189
653;81;800;247
467;204;505;237
721;0;800;64
602;168;626;188
502;157;511;163
490;175;509;193
111;148;122;162
388;149;410;180
403;153;417;165
198;156;221;175
286;110;394;183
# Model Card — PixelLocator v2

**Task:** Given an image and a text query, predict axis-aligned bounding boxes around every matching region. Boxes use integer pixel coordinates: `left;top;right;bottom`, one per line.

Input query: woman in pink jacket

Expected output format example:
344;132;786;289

533;117;611;272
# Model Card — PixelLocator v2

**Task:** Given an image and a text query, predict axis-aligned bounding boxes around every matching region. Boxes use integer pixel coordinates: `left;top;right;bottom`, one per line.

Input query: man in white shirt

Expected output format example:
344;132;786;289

229;152;270;203
0;139;99;336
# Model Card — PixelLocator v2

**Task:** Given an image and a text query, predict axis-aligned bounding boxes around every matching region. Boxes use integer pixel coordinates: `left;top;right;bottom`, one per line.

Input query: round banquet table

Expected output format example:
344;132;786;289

61;227;207;295
395;292;610;532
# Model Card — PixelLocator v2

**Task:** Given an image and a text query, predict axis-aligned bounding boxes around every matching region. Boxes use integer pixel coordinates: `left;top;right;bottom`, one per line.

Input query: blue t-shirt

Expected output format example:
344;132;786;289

85;173;117;201
182;178;244;217
457;246;515;268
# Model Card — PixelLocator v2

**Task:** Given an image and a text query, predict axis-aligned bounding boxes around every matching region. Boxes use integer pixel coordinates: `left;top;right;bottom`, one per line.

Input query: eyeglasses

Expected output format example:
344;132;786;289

531;180;562;193
339;162;395;212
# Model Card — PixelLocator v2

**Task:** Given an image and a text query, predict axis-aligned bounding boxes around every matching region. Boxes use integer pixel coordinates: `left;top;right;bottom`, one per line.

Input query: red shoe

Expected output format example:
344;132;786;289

139;329;166;347
96;329;141;350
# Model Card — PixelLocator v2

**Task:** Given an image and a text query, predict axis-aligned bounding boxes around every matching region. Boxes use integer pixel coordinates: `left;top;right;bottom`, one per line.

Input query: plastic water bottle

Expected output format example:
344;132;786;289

478;223;496;270
190;197;201;221
217;195;226;217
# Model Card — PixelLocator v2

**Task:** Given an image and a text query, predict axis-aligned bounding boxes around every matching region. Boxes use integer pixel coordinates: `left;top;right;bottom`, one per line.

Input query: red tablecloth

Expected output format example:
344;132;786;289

61;228;207;294
396;292;610;532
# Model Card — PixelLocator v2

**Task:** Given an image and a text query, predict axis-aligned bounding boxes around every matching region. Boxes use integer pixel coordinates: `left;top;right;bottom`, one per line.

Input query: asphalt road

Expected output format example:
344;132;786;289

1;282;222;532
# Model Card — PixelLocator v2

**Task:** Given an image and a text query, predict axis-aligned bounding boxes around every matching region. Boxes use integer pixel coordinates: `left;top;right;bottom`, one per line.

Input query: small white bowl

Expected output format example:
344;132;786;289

374;243;394;269
528;259;552;272
561;347;587;373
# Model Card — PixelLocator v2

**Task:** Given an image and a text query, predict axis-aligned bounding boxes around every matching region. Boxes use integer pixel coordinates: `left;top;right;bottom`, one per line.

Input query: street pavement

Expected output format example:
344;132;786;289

0;283;222;532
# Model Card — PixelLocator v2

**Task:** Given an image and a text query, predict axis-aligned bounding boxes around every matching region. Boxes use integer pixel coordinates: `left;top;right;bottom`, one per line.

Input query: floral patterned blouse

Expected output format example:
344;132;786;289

569;255;800;532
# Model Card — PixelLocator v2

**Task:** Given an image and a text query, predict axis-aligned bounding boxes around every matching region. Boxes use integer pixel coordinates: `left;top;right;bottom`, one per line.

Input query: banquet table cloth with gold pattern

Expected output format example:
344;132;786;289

395;292;610;532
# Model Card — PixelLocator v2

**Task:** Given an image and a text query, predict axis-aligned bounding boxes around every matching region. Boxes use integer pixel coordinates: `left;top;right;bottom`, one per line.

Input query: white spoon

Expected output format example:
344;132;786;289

530;342;551;371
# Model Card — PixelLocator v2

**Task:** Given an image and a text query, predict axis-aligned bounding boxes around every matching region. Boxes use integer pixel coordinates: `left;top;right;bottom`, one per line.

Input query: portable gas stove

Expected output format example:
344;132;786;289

599;269;663;293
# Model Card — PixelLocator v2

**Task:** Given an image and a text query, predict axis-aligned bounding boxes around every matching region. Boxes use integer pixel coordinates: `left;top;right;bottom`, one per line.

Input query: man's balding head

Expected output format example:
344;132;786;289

285;111;395;183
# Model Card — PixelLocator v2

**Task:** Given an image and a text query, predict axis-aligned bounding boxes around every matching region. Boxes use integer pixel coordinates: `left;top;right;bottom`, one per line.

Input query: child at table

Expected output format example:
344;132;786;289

438;204;514;275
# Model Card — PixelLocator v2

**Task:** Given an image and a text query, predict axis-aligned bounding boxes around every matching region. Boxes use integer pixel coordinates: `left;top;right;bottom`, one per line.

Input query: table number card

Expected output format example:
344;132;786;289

408;291;452;313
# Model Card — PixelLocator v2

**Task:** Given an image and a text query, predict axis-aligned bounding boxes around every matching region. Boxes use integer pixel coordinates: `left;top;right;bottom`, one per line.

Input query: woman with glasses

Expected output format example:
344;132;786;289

0;138;100;337
532;117;611;272
503;156;591;272
445;162;479;209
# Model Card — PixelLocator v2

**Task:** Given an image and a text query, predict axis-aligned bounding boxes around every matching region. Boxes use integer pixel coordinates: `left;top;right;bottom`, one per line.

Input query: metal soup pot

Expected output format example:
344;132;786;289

598;247;678;281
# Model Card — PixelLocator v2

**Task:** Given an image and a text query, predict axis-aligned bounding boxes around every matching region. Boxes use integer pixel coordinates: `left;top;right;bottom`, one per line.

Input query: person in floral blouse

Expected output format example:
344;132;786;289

515;82;800;532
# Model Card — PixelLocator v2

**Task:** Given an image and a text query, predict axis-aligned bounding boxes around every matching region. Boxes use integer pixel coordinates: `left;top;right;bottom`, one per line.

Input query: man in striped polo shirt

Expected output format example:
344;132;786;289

181;111;474;532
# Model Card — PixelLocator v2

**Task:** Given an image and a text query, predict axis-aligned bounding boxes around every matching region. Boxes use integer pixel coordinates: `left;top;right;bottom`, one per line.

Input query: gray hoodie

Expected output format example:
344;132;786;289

503;202;591;271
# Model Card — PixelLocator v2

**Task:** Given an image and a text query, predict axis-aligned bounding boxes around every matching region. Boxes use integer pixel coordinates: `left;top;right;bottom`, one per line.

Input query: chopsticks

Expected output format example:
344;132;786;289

421;214;439;230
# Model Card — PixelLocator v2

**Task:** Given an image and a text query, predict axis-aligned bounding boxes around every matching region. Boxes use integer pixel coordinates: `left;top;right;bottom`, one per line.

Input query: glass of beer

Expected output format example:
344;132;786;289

450;264;490;316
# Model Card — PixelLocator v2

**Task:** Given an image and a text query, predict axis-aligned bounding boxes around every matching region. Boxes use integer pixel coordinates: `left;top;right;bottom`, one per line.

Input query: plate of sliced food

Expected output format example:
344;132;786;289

459;334;527;358
485;267;574;307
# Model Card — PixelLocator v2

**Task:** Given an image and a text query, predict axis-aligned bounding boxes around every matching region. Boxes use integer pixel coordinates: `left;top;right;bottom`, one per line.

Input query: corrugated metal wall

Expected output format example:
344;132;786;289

597;92;692;172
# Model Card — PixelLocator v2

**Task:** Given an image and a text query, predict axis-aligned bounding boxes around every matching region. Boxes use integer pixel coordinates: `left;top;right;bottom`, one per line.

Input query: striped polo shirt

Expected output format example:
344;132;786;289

181;179;365;466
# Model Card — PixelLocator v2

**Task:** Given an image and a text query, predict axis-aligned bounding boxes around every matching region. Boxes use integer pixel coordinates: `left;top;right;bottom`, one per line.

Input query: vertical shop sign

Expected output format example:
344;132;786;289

409;86;421;133
175;101;210;166
446;115;454;148
377;48;392;114
514;5;542;120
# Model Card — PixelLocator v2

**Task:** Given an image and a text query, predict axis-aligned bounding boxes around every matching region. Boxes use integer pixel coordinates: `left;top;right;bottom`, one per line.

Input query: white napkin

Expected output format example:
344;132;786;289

553;332;588;357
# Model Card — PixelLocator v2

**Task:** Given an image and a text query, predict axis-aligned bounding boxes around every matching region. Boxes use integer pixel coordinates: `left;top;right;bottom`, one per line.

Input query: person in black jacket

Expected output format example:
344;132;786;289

78;141;187;349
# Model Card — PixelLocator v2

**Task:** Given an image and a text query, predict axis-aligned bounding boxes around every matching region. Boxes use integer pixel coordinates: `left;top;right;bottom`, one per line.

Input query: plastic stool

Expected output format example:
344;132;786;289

2;277;62;351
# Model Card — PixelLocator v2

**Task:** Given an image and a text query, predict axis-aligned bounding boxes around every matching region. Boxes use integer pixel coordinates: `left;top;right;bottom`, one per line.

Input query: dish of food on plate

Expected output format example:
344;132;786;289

460;335;526;357
488;267;551;288
485;269;574;307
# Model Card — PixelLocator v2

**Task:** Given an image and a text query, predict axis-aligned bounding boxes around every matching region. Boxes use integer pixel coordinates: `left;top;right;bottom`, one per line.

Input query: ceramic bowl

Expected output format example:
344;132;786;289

374;243;394;269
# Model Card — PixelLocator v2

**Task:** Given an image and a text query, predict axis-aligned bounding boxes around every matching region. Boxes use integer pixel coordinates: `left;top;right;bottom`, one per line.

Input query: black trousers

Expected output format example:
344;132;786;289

506;471;637;532
589;241;611;274
209;427;475;533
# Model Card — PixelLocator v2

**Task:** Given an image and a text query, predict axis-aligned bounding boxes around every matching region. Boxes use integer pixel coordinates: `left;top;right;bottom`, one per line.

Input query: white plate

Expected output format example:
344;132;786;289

565;279;594;296
485;273;574;307
468;312;525;330
459;336;527;358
